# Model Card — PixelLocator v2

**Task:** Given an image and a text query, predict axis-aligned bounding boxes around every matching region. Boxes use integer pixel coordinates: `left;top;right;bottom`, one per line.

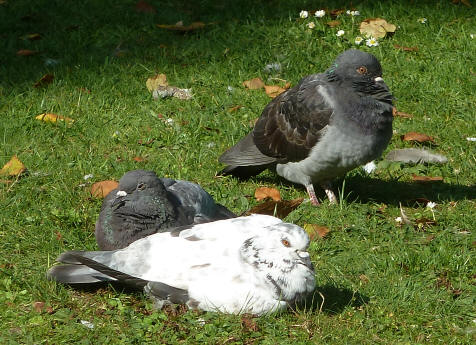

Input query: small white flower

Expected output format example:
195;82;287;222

80;320;94;329
336;30;345;37
347;10;360;16
83;174;94;181
426;201;437;209
263;63;281;72
417;18;427;24
165;118;174;125
354;36;364;45
314;10;325;18
207;142;216;148
299;10;309;19
363;161;377;174
470;34;474;39
227;86;234;92
307;22;316;29
116;190;127;197
395;217;403;223
366;37;379;47
346;10;351;15
466;137;476;142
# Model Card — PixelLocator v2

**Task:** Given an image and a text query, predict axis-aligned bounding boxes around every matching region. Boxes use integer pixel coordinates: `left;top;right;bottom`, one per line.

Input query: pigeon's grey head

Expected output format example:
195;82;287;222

240;222;315;300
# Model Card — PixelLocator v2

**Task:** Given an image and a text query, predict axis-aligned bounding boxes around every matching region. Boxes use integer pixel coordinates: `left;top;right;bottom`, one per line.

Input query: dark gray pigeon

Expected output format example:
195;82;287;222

219;49;394;205
49;214;315;315
95;170;236;250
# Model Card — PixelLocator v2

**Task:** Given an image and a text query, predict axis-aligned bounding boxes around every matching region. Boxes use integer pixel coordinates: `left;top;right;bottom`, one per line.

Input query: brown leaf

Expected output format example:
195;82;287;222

133;156;146;162
359;274;370;284
135;0;156;13
326;20;341;27
228;105;243;112
303;224;330;240
411;174;444;183
157;21;206;32
33;74;54;88
264;85;286;98
330;9;345;17
241;315;259;332
393;109;413;118
254;187;281;201
16;49;39;56
393;44;418;52
91;180;119;198
146;74;168;92
0;155;26;177
35;113;74;124
415;217;437;228
55;231;62;241
242;77;265;90
360;18;396;38
246;198;304;219
33;301;45;313
401;131;434;143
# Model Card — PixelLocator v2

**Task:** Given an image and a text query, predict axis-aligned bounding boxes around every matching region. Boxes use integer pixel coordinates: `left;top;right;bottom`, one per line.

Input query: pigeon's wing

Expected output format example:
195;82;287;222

219;132;279;166
252;74;333;162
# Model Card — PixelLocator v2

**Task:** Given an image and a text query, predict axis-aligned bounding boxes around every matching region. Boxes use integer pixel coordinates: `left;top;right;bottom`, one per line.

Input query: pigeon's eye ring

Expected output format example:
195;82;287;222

281;239;290;247
357;66;367;74
137;183;146;191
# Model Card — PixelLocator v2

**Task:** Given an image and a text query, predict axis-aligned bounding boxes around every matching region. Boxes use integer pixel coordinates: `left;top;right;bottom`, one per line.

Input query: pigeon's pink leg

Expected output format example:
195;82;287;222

320;182;337;204
305;184;320;206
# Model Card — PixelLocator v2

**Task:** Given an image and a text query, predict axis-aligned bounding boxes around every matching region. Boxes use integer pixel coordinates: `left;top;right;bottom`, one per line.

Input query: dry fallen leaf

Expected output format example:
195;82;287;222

393;44;419;52
35;113;74;124
411;174;444;183
241;314;259;332
242;77;265;90
33;301;46;313
33;74;54;88
246;198;304;219
228;105;243;112
360;18;396;38
146;74;168;92
26;33;42;41
393;108;413;118
135;0;156;13
133;156;146;162
401;132;435;143
330;9;345;17
91;180;119;198
157;21;205;32
359;274;370;284
303;224;330;240
0;155;27;177
254;187;281;201
264;85;286;98
16;49;39;56
326;20;341;27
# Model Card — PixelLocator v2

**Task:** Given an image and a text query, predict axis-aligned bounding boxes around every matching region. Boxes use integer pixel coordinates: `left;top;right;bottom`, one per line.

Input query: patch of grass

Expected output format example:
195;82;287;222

1;0;475;343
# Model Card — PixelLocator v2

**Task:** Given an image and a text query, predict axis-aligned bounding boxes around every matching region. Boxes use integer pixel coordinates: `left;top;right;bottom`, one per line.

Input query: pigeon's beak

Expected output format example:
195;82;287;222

297;250;313;270
111;190;128;208
374;76;384;82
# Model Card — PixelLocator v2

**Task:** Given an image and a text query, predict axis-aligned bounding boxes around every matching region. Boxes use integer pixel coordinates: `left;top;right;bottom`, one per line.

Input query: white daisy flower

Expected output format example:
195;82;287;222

299;10;309;19
366;37;379;47
417;18;427;24
426;201;437;209
347;10;360;16
355;36;364;45
314;10;325;18
395;217;403;224
363;161;376;174
83;174;94;181
307;22;316;29
336;30;345;37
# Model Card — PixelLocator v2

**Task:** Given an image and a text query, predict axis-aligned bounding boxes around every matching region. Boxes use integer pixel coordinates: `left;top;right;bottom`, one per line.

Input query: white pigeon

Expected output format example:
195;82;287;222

48;214;316;315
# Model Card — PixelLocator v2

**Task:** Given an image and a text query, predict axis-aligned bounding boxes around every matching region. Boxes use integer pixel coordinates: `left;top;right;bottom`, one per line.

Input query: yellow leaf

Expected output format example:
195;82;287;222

91;180;119;198
35;113;74;124
255;187;281;201
157;21;206;32
303;224;330;240
360;18;396;38
0;155;26;177
264;85;286;98
242;77;265;90
146;74;168;92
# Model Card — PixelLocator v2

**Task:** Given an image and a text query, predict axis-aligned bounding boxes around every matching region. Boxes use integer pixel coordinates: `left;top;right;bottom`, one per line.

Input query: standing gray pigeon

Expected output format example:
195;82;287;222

95;170;235;250
49;214;315;315
219;49;393;205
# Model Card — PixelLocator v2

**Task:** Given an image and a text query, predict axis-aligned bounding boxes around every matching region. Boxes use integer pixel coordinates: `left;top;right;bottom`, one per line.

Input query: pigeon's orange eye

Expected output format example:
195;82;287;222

357;66;367;74
281;239;290;247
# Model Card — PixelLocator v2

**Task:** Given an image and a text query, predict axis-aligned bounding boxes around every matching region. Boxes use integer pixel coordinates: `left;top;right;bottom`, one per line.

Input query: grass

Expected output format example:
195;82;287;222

0;0;475;343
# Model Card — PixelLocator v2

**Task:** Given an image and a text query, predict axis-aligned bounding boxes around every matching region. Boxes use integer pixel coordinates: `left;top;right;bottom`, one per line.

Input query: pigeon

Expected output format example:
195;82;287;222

48;214;316;315
95;170;236;250
219;49;394;205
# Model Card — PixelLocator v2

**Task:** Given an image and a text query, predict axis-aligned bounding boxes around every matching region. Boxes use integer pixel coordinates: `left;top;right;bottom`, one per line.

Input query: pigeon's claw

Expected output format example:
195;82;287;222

305;184;320;206
320;182;337;204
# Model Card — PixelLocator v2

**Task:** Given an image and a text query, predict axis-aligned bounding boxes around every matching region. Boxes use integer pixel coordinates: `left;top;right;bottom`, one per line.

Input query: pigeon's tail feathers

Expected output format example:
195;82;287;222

56;250;115;266
214;203;237;219
218;164;271;179
145;281;190;304
47;264;114;284
219;133;277;167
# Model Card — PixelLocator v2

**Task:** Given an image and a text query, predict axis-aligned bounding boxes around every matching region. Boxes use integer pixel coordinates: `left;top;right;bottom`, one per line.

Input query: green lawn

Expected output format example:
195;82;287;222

1;0;475;343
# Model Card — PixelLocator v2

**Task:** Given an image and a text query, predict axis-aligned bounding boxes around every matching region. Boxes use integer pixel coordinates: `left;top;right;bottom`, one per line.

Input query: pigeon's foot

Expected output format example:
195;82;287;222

320;182;337;204
305;184;320;206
